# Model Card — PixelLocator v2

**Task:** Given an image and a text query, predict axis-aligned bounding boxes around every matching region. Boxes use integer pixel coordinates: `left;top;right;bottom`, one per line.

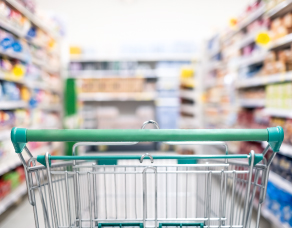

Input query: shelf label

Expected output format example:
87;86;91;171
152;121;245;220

255;32;271;46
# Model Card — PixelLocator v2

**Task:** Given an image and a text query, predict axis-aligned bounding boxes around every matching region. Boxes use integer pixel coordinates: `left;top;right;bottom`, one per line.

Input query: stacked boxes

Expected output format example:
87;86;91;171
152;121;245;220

261;49;292;75
266;82;292;109
80;78;145;93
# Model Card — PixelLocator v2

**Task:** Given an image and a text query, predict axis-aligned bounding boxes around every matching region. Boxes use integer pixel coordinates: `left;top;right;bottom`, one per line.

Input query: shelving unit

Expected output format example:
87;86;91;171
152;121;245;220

204;1;292;227
0;0;63;216
0;182;27;215
69;55;193;151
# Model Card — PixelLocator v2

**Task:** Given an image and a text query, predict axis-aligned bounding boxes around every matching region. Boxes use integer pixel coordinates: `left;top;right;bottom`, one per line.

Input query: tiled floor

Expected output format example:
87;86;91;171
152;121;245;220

0;193;274;228
0;197;35;228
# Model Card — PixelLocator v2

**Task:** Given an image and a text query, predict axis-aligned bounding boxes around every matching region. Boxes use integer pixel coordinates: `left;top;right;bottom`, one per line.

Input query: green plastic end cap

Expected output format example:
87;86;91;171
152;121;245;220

267;126;284;152
37;155;50;167
249;153;264;166
11;127;27;153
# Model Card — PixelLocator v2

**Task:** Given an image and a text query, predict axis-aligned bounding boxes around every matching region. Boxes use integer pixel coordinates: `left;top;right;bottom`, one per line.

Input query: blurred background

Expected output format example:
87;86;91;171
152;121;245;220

0;0;292;227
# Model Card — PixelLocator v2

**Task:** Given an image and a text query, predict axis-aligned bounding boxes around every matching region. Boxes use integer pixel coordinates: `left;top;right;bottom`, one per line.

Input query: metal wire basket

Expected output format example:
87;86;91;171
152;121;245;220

11;122;284;228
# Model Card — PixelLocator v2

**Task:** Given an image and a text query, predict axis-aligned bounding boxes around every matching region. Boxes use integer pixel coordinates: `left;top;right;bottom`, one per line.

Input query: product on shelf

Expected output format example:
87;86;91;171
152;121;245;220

239;87;266;99
266;82;292;109
96;106;154;129
80;78;146;93
0;1;31;31
265;181;292;226
0;167;25;201
237;108;269;128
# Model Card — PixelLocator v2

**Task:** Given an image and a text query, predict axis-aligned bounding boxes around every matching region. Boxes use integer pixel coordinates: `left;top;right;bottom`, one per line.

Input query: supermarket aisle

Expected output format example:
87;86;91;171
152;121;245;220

0;197;34;228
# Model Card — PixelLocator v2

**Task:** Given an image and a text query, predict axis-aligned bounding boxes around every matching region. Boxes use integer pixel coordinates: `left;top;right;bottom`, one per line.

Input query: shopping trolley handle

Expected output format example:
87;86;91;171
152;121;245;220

11;126;284;153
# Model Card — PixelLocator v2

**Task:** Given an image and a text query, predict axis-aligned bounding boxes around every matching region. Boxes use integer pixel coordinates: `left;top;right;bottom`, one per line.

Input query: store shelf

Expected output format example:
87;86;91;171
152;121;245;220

78;92;156;101
0;182;27;215
69;69;157;78
0;48;27;62
235;52;266;68
236;71;292;88
269;171;292;195
208;47;221;58
0;18;26;37
0;100;28;110
0;144;60;177
36;103;62;112
224;5;265;41
0;129;10;141
0;73;61;94
269;33;292;50
180;90;196;100
237;28;267;49
32;57;45;67
262;207;291;228
70;53;197;62
266;0;292;19
262;141;292;157
238;99;265;108
207;61;224;71
263;108;292;118
5;0;60;39
181;104;197;114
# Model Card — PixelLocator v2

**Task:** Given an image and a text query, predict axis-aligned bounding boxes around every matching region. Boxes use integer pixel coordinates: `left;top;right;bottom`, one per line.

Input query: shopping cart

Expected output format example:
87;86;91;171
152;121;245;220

11;121;284;228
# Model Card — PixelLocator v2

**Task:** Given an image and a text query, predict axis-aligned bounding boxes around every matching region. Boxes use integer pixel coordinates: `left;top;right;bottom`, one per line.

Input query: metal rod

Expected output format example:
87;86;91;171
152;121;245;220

87;172;93;228
242;151;255;228
45;152;59;228
76;172;82;228
218;170;224;228
230;171;236;228
65;172;72;228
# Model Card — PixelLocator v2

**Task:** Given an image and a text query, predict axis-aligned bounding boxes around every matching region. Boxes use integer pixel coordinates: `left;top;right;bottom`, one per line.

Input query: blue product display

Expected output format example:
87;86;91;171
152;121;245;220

2;81;20;101
12;41;22;52
0;36;14;50
266;182;292;226
156;106;179;129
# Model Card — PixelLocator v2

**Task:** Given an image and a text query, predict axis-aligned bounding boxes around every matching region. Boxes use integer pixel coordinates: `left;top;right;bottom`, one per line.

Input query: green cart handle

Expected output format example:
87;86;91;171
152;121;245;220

11;126;283;153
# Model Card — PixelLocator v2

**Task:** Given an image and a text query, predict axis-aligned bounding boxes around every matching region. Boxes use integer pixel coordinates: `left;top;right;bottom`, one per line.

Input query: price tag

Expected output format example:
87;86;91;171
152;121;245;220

229;18;237;29
255;32;271;46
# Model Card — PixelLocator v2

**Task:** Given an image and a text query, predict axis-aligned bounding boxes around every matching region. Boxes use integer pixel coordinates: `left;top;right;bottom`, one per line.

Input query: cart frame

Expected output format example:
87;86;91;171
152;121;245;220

11;124;284;228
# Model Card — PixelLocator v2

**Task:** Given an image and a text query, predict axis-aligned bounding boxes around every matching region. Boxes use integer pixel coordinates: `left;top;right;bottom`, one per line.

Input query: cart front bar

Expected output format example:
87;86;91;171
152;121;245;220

11;126;284;153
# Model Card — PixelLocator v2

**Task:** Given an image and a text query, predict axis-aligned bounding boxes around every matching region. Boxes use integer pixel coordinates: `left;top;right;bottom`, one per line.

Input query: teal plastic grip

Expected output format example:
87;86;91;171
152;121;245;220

11;127;27;153
159;223;204;228
26;128;268;142
267;126;284;152
98;223;143;228
12;126;284;153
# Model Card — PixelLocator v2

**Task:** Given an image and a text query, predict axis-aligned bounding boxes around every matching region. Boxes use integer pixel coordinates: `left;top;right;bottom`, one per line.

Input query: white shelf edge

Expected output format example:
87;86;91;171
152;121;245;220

266;0;292;19
78;92;156;101
269;171;292;195
236;71;292;88
0;100;28;110
269;33;292;50
238;99;265;108
70;54;198;62
0;144;61;177
235;52;266;68
224;5;265;41
263;108;292;118
0;17;26;37
5;0;60;39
